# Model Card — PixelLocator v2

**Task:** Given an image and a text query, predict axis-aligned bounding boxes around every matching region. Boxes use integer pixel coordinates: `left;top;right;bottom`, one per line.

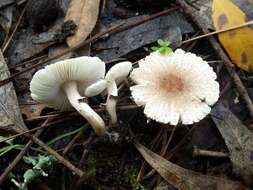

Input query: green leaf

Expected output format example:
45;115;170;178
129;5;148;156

151;46;159;51
23;156;37;166
158;47;173;55
157;39;170;47
158;46;167;54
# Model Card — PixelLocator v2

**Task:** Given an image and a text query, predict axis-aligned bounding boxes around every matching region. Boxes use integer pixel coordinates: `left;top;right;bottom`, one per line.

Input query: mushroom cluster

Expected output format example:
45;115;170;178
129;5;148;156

130;49;219;125
30;48;219;136
30;57;132;135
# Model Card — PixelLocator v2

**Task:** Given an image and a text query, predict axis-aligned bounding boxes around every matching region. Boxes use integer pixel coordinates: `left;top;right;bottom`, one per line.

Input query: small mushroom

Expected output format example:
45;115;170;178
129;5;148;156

30;56;106;135
130;49;220;125
85;61;132;126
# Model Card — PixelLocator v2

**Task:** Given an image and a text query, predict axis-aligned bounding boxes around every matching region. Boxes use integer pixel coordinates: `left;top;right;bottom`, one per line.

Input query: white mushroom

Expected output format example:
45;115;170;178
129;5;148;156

84;61;132;126
130;49;220;125
85;79;107;97
105;61;132;126
30;56;106;135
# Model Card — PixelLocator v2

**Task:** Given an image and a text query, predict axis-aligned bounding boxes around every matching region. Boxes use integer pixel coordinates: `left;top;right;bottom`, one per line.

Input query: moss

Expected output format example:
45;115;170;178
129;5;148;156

123;167;147;190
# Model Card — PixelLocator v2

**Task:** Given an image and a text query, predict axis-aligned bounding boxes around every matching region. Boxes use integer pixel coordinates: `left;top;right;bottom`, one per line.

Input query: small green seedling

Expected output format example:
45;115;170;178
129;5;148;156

151;39;173;55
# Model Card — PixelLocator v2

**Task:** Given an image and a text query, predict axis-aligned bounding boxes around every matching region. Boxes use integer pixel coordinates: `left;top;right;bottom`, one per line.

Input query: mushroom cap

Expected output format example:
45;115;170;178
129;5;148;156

84;61;133;97
105;61;132;84
30;56;105;110
130;49;219;125
84;79;107;97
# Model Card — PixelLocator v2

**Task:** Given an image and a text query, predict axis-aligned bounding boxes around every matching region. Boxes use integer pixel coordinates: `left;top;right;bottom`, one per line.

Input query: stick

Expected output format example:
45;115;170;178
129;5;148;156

192;146;228;158
27;134;84;177
176;0;253;118
182;20;253;44
2;1;29;52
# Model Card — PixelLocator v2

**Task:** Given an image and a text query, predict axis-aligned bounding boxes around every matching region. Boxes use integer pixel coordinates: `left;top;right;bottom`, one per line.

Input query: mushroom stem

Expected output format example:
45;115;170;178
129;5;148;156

63;81;106;135
106;80;118;127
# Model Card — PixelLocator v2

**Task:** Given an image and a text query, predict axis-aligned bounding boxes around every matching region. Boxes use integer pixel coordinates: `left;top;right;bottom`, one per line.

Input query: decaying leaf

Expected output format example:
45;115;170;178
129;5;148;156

20;104;46;120
0;50;26;132
135;141;247;190
94;12;193;61
211;103;253;185
0;5;13;33
212;0;253;72
64;0;100;48
8;19;64;65
186;0;213;29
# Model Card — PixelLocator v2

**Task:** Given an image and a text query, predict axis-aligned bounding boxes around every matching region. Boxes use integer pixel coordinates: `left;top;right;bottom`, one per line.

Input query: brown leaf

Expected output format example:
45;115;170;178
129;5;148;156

0;50;26;132
211;103;253;185
20;104;46;120
64;0;100;48
135;141;247;190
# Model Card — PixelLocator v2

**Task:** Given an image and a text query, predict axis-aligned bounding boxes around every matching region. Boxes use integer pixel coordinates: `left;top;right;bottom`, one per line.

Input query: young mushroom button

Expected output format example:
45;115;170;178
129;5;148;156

85;61;133;126
30;56;106;135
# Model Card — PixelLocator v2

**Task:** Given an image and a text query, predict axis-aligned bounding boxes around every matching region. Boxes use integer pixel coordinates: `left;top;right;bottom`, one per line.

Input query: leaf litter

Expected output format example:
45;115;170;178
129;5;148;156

1;0;253;189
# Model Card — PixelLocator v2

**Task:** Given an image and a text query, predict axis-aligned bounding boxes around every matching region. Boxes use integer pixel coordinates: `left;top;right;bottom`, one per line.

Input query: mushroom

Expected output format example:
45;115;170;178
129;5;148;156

130;49;219;125
85;61;132;126
30;56;106;135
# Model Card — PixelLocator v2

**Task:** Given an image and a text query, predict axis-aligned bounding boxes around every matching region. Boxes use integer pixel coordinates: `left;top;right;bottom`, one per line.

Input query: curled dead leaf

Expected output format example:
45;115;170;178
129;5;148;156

64;0;100;48
135;140;248;190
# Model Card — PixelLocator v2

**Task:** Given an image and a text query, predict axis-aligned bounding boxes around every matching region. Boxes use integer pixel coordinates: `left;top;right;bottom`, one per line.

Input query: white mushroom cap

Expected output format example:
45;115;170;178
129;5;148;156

84;61;133;126
130;49;219;125
30;56;105;110
85;61;133;98
105;61;132;84
85;79;107;97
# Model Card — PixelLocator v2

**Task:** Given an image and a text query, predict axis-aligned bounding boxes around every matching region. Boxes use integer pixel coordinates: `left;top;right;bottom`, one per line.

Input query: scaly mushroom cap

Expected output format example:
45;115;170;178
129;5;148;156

130;49;219;125
30;56;105;110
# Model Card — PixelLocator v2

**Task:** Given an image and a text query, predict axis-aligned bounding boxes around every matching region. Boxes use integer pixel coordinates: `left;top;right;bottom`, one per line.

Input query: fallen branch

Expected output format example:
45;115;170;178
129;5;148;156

192;146;229;158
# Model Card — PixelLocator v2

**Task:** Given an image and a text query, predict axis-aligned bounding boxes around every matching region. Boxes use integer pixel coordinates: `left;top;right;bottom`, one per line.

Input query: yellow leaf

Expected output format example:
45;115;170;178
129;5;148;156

212;0;253;72
64;0;100;48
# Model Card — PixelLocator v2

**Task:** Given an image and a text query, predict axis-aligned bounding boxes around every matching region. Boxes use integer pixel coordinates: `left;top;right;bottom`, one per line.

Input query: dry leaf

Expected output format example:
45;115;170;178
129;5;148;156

186;0;213;29
212;0;253;72
211;103;253;185
0;50;26;132
64;0;100;48
135;141;247;190
20;104;46;120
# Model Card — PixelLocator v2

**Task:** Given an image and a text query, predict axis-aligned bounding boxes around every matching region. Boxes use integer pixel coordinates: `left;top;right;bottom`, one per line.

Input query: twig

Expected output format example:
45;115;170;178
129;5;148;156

0;119;50;185
176;0;253;118
192;146;229;158
160;125;177;156
142;126;197;181
138;126;177;182
0;7;178;87
182;20;253;44
2;1;29;52
62;125;87;156
0;117;84;176
0;119;58;143
27;134;84;177
25;104;138;123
